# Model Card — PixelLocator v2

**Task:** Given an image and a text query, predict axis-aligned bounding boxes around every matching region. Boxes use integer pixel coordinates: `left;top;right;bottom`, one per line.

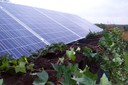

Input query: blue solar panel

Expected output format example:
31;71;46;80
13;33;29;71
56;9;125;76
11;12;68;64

62;14;102;32
0;3;81;44
0;9;46;58
0;3;102;58
35;8;90;37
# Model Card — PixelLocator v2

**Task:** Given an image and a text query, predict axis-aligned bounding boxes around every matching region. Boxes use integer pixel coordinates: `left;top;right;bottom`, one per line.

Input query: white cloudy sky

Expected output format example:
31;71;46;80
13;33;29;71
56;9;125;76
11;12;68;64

10;0;128;24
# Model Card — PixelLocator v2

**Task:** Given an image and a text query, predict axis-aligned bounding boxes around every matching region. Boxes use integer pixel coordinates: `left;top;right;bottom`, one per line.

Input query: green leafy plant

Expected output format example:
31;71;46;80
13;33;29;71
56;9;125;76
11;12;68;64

83;46;100;62
52;63;78;85
0;79;3;85
66;47;76;61
86;31;98;39
33;71;48;85
100;73;111;85
15;56;34;73
49;42;67;53
0;56;10;71
73;76;96;85
0;56;34;74
99;28;128;84
33;70;54;85
31;42;67;57
15;61;26;73
52;61;101;85
72;67;98;85
14;56;27;73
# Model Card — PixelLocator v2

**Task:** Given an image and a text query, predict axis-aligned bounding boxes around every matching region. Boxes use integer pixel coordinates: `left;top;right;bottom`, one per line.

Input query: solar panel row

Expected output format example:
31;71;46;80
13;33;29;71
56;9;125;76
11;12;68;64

0;3;102;58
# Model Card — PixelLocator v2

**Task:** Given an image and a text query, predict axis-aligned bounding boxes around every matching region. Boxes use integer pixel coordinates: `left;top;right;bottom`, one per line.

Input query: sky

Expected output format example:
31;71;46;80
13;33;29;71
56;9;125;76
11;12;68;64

10;0;128;24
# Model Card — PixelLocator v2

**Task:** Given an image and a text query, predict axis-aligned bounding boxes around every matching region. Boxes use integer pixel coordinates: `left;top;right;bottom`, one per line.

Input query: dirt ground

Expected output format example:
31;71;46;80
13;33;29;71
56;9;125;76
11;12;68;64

122;32;128;41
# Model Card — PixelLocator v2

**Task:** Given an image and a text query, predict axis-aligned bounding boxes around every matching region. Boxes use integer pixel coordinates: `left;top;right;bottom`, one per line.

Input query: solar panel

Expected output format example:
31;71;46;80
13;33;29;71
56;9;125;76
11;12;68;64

0;3;102;58
0;3;81;44
35;8;89;37
59;13;102;32
63;14;102;32
0;9;46;58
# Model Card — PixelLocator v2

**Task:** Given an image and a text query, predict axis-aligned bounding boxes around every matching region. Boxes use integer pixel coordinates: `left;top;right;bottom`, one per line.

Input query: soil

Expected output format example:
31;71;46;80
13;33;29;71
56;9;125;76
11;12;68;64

1;34;104;85
122;32;128;41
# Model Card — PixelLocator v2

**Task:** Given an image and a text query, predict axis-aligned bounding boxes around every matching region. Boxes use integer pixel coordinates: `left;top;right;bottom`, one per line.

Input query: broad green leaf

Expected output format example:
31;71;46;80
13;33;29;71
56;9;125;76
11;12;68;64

52;63;78;85
83;46;92;57
110;42;115;47
11;59;17;65
66;48;76;61
33;80;45;85
52;64;66;78
0;60;9;70
27;64;34;71
18;56;28;63
47;82;54;85
0;57;9;70
37;71;48;81
62;74;76;85
15;62;26;73
33;71;48;85
90;53;98;58
72;76;95;85
24;57;28;63
84;69;97;81
0;79;3;85
100;73;111;85
51;63;59;71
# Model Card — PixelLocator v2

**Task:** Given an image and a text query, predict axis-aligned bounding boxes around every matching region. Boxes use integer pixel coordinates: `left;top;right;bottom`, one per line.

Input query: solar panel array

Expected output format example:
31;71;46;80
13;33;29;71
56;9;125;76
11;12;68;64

0;3;102;58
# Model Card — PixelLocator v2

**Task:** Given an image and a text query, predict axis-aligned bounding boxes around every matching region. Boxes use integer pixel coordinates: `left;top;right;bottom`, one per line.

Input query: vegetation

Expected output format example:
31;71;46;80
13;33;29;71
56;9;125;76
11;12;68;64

0;29;128;85
99;28;128;85
85;31;98;39
31;42;67;57
33;70;54;85
0;56;33;74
